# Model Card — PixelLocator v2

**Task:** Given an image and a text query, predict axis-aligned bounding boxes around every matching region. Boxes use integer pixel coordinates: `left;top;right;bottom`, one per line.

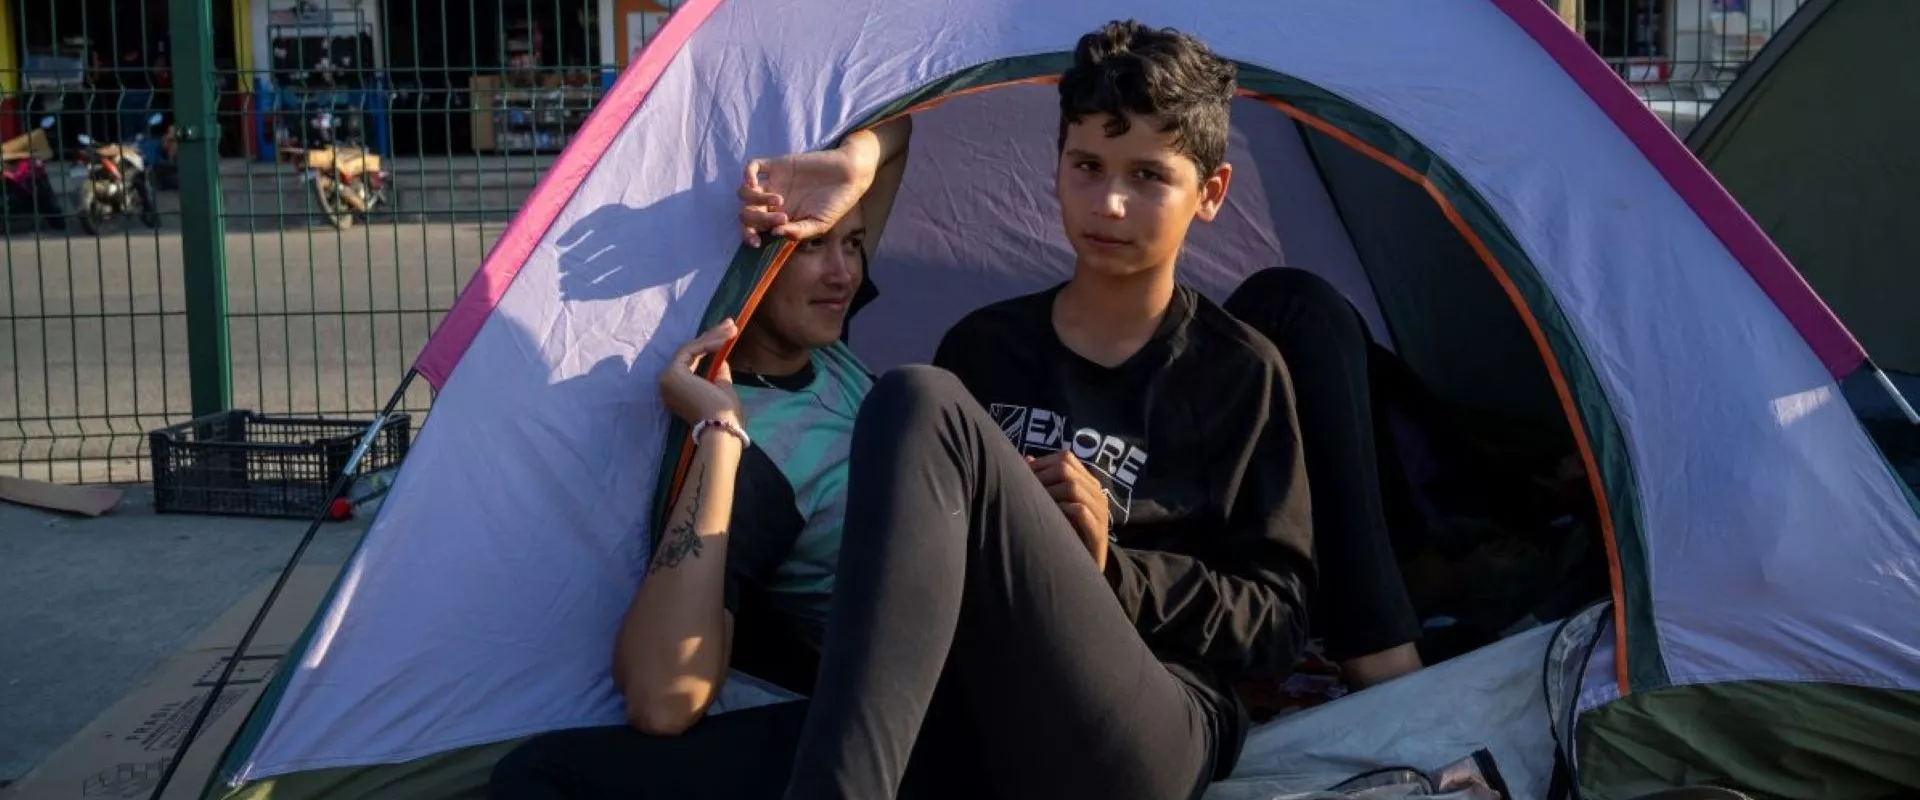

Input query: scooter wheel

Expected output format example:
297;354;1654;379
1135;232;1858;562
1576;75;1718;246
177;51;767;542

76;184;103;236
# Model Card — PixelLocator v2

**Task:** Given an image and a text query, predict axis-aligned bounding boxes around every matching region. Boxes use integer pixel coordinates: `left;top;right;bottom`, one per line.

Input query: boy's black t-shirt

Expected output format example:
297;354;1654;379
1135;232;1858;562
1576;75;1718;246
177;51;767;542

932;283;1316;778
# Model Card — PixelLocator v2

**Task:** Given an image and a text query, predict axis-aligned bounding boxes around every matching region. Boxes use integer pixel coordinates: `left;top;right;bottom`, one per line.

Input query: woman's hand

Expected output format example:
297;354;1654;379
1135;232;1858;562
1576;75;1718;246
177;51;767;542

737;145;875;248
659;320;744;426
737;118;910;247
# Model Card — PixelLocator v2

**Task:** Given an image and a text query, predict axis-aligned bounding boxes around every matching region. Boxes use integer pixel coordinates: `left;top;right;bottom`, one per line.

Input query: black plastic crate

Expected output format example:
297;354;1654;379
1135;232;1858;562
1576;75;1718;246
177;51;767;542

149;411;412;519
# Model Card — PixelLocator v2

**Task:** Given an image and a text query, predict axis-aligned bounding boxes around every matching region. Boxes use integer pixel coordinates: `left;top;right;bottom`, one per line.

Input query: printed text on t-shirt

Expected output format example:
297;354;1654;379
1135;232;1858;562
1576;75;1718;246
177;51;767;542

989;403;1146;527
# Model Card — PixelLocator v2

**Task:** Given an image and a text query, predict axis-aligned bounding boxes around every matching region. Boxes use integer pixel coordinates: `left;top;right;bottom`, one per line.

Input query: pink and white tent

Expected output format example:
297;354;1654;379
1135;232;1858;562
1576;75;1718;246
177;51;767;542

196;1;1920;799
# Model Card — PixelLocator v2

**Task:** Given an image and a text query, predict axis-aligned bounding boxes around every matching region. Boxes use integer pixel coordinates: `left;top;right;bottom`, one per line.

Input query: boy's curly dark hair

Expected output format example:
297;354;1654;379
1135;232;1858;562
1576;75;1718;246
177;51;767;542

1057;20;1238;182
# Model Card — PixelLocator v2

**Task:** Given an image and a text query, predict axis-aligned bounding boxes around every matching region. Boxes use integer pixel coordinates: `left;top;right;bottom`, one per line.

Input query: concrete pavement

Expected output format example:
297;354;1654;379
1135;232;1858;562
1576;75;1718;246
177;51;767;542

1;173;520;783
0;157;551;785
0;484;368;784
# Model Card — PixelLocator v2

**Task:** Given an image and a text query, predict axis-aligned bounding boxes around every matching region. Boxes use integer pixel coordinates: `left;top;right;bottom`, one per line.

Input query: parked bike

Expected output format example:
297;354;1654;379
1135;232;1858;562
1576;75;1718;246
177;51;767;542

1;116;68;232
71;112;164;236
289;111;388;230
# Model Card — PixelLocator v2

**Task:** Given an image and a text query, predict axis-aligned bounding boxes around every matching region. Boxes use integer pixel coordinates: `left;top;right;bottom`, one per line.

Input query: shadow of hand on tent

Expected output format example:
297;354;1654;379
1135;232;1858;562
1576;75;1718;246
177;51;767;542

474;269;692;589
555;202;696;303
486;197;732;546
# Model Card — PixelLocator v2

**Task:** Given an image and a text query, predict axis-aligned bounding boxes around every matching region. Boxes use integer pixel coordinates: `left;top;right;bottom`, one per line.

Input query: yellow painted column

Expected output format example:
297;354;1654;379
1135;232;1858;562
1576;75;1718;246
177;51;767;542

0;0;17;96
233;0;259;159
232;0;254;76
1553;0;1584;32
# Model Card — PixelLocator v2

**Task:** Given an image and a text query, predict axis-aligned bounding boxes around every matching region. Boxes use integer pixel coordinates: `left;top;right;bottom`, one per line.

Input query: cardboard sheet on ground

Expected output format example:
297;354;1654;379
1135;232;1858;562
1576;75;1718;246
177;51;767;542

1;566;338;800
0;476;123;517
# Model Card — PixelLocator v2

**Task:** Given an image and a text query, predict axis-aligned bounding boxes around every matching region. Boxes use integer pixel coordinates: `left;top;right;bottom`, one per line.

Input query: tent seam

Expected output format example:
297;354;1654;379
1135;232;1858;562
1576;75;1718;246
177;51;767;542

1289;120;1401;352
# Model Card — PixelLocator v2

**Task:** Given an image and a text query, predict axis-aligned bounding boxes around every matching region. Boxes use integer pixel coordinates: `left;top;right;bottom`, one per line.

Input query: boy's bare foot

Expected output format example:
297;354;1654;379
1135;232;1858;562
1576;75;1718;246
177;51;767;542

1340;643;1423;690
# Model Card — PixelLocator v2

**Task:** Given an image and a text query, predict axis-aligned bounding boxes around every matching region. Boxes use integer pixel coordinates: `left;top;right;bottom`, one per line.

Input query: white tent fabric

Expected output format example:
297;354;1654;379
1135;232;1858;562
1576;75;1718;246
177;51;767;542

227;0;1920;790
1206;624;1560;800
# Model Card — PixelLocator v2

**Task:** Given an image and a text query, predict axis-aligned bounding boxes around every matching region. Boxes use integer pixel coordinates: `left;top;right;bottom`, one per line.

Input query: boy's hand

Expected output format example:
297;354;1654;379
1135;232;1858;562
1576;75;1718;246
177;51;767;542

1028;452;1111;571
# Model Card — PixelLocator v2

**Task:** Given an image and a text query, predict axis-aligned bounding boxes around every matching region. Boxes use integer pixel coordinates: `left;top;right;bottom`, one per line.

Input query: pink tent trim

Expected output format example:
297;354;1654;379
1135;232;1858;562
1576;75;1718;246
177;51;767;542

1486;0;1865;378
412;0;727;389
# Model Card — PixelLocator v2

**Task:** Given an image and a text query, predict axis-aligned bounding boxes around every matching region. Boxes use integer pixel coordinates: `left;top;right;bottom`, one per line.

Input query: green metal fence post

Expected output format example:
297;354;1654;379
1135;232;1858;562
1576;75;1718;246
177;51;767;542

171;0;233;417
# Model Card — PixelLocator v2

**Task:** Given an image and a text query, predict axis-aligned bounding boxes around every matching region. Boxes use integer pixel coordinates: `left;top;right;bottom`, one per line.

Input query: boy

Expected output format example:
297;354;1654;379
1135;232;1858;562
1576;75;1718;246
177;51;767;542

736;20;1427;800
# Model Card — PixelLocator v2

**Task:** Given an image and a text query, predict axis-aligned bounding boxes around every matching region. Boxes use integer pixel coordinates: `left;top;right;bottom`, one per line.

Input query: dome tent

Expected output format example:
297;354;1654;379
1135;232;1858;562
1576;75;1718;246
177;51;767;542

1686;0;1920;382
179;1;1918;799
1684;0;1920;492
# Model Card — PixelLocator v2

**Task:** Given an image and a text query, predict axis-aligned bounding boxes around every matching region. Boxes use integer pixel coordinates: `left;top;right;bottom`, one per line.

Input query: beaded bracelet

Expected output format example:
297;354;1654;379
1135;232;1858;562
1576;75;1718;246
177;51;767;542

691;416;751;449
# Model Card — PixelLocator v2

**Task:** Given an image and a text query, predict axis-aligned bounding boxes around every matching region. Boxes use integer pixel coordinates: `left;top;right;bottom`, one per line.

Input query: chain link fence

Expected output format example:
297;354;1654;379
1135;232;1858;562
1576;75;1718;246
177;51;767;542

3;1;188;483
3;0;614;483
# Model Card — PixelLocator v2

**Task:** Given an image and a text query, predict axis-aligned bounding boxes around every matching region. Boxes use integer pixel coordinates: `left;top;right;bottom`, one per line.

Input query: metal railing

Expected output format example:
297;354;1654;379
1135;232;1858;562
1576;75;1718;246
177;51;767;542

1568;0;1812;137
4;0;610;483
3;0;187;483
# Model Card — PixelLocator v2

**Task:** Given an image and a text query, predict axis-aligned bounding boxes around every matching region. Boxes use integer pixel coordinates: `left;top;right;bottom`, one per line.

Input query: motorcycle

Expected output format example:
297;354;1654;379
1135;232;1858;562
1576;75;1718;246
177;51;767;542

0;116;68;232
71;112;164;236
289;111;388;230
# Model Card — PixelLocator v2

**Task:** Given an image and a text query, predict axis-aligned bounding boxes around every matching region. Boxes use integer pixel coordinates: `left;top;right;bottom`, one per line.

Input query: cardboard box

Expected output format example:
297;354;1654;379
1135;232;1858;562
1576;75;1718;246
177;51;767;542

2;566;340;800
0;475;124;517
469;74;500;153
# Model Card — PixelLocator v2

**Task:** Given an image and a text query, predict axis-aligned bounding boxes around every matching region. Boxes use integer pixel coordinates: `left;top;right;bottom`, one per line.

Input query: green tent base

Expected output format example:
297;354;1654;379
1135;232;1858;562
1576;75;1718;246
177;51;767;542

1578;681;1920;800
212;739;522;800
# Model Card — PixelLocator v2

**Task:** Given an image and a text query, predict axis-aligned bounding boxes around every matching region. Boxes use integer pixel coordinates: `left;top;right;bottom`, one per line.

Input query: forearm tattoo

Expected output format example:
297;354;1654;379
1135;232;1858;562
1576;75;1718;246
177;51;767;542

652;472;709;573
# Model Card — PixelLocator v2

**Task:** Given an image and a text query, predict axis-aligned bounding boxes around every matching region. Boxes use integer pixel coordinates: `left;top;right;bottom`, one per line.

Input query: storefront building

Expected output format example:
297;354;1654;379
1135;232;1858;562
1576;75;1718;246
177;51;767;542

1556;0;1809;85
236;0;682;157
0;0;220;143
